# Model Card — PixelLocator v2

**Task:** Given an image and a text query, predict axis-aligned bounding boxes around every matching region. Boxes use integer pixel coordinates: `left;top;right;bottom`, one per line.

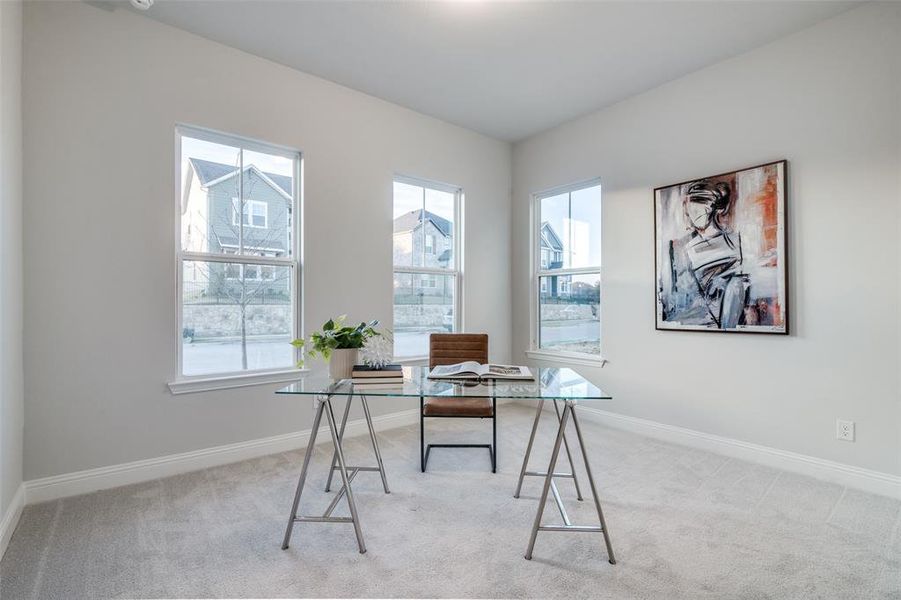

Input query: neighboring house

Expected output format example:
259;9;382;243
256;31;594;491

539;222;564;270
393;209;453;268
181;158;293;302
539;221;570;298
570;280;599;301
393;209;454;301
538;221;599;304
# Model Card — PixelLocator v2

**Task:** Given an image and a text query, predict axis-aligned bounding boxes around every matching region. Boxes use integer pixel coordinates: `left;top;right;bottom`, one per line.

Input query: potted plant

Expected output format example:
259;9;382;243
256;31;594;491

292;316;380;380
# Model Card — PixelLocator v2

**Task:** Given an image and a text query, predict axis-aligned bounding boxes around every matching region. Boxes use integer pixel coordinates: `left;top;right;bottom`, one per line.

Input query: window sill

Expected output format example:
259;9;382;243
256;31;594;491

168;368;310;395
393;356;429;366
525;350;607;369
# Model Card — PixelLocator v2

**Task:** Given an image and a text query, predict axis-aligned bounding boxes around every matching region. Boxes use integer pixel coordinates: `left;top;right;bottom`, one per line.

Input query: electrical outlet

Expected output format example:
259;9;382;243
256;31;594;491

836;419;855;442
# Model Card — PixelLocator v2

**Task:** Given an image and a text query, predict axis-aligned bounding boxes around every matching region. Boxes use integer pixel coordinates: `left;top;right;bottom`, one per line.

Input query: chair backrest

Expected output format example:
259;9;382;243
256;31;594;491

429;333;489;368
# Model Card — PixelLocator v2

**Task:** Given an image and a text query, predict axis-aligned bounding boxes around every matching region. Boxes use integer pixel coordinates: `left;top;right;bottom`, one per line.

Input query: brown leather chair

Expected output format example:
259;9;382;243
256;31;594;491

421;333;496;473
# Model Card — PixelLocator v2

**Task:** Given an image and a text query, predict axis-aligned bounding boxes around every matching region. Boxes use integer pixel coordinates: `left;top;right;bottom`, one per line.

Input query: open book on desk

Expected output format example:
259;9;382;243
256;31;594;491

427;362;534;381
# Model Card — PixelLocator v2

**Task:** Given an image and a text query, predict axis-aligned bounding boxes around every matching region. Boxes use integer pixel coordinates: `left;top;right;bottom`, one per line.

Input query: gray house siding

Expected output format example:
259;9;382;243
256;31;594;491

205;169;293;303
393;220;452;272
539;222;566;298
207;170;291;255
393;210;454;302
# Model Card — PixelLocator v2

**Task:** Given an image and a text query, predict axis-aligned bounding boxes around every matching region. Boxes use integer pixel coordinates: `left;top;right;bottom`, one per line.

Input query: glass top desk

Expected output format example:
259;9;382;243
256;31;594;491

276;366;616;564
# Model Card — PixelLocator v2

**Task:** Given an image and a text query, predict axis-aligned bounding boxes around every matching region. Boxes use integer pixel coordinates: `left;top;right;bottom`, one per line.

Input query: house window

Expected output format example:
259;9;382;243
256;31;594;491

177;125;301;378
232;198;268;228
534;181;601;356
392;176;462;358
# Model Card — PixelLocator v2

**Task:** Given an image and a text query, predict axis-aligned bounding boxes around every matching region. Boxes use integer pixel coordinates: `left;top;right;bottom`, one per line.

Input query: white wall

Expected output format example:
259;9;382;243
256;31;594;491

0;0;24;520
22;2;511;480
513;3;901;476
21;0;900;486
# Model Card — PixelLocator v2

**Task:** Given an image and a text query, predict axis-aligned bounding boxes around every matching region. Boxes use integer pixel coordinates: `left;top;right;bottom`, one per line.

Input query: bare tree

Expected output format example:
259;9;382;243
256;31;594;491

185;158;293;369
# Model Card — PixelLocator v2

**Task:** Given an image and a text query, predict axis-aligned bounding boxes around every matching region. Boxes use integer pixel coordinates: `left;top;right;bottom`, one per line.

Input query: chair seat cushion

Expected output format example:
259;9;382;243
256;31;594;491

423;397;493;417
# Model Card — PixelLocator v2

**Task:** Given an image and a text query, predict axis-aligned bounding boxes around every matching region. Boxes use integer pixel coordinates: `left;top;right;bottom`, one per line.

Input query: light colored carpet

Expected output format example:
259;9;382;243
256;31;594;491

1;403;899;599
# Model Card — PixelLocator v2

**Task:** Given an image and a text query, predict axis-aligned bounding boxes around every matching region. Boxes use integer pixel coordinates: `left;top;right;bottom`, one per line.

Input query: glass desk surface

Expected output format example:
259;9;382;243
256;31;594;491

276;366;611;401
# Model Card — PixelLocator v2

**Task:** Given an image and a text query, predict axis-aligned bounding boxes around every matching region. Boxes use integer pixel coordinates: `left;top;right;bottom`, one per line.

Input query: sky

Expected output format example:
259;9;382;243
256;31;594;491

393;181;455;222
541;184;602;267
182;135;295;178
182;134;598;268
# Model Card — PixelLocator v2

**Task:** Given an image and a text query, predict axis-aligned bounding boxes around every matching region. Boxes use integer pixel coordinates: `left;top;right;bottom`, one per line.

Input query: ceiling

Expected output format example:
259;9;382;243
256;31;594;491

124;1;856;142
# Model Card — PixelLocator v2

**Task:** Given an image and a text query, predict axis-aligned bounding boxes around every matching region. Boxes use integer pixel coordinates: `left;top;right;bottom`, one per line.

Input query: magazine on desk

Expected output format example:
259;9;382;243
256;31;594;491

427;362;534;382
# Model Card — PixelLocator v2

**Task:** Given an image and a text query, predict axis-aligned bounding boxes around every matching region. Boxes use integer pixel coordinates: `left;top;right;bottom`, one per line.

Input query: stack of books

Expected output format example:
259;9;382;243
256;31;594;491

351;364;404;389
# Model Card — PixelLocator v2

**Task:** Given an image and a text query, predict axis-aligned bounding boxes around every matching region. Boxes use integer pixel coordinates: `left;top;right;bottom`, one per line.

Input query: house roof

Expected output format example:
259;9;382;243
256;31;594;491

540;221;563;251
189;158;293;198
393;209;452;237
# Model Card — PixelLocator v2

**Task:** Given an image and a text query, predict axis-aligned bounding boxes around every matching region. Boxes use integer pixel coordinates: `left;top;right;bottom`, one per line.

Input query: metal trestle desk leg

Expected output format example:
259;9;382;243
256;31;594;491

324;395;391;495
282;393;376;554
514;399;584;500
520;400;616;564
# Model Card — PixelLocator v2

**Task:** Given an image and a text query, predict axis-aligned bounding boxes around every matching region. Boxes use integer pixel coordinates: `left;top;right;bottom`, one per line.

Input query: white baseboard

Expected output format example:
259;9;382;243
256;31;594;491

0;484;25;559
25;406;422;505
574;405;901;500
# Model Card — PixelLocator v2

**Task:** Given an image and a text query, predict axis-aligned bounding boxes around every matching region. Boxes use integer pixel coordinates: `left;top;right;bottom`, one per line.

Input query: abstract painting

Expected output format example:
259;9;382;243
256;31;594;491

654;160;787;334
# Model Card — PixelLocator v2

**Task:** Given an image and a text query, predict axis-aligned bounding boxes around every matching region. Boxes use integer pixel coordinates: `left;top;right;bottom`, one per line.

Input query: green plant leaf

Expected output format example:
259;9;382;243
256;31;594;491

301;315;381;360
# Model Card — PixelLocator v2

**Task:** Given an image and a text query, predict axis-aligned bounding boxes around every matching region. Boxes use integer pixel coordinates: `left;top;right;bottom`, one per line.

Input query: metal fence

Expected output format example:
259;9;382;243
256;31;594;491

183;281;291;305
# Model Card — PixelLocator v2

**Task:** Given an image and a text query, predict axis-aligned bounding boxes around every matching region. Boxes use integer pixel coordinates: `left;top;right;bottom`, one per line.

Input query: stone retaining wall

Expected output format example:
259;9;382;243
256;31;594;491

394;305;450;329
183;305;291;337
184;303;596;339
540;304;596;321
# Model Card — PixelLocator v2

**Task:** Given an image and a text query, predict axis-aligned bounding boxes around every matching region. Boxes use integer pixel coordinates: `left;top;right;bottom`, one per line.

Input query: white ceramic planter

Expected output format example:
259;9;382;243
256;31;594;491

329;348;359;380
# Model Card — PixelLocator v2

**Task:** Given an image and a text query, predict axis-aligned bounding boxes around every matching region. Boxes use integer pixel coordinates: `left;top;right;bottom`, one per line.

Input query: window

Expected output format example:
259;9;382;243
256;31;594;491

232;198;268;228
177;125;301;378
534;181;601;357
393;176;462;359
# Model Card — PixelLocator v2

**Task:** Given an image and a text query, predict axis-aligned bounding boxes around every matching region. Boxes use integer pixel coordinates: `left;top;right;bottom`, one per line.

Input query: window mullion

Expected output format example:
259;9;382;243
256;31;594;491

393;266;456;276
392;177;461;359
534;181;602;358
177;125;300;380
238;149;244;254
537;267;599;277
180;252;294;267
567;192;572;268
419;187;426;268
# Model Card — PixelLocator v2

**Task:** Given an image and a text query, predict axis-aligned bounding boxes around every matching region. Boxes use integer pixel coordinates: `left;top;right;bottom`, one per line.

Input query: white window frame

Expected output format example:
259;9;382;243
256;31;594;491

528;178;605;367
393;174;463;362
170;124;305;393
231;198;269;229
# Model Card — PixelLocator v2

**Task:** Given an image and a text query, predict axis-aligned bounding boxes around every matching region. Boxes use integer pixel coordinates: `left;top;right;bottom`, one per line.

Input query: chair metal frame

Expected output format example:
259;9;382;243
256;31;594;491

420;396;497;473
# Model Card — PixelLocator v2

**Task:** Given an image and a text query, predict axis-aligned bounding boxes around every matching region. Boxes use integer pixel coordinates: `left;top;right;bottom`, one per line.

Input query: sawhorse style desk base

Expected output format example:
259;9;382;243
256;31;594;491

281;394;390;554
276;366;615;559
514;399;617;564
